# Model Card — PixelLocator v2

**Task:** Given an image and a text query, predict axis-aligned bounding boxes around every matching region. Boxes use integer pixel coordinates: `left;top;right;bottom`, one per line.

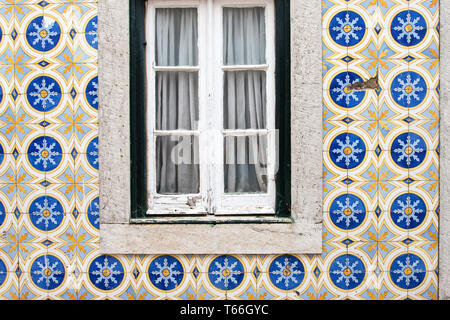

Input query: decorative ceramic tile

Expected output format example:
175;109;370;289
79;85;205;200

0;0;441;300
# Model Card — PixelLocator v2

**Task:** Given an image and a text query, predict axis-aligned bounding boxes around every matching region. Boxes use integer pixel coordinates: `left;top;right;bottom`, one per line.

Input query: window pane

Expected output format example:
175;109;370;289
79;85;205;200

156;135;199;194
224;70;266;129
224;135;268;193
223;7;266;65
156;71;199;130
155;8;198;66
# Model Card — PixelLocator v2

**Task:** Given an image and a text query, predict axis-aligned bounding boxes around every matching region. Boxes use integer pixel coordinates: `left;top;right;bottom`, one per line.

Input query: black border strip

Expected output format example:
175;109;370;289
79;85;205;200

130;0;147;219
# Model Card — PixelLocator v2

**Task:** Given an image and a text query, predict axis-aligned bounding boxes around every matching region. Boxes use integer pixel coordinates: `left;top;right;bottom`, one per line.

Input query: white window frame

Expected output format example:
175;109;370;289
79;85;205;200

145;0;277;216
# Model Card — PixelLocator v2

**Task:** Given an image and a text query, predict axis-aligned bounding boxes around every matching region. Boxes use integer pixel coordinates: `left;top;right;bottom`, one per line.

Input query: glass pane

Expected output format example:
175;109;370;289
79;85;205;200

156;71;199;130
224;135;268;193
155;8;198;66
156;135;199;194
224;70;266;129
223;7;266;65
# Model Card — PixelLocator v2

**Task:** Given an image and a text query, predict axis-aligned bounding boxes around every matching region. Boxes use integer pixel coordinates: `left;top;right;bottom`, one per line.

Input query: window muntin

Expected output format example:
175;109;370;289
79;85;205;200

146;0;275;216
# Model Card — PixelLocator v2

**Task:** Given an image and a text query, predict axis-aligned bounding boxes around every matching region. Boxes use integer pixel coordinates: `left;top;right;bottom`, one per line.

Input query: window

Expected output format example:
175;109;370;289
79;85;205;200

98;0;322;254
144;0;277;217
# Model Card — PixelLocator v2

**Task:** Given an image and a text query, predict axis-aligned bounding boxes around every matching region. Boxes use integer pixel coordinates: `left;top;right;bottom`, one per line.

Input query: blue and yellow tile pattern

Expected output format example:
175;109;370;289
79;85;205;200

0;0;440;300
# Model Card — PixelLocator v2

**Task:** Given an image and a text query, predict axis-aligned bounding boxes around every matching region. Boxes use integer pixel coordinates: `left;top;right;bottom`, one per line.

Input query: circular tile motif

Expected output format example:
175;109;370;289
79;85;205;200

330;72;366;108
389;254;426;289
391;71;427;108
208;255;244;291
390;193;427;230
31;255;65;290
268;255;305;290
330;132;366;169
390;132;426;169
391;10;427;47
26;16;61;52
29;196;64;231
26;76;62;112
148;255;184;291
87;197;100;230
0;201;5;227
329;10;366;47
330;254;365;290
330;193;366;230
27;136;63;171
85;76;98;110
85;16;98;49
88;255;124;291
0;258;6;287
86;137;99;170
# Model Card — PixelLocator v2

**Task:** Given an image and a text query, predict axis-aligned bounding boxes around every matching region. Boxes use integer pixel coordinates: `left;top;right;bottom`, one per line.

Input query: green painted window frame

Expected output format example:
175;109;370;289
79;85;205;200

129;0;291;221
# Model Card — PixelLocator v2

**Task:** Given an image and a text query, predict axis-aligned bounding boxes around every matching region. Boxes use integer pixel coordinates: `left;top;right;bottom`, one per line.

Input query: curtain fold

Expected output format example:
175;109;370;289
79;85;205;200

155;8;199;194
223;8;268;193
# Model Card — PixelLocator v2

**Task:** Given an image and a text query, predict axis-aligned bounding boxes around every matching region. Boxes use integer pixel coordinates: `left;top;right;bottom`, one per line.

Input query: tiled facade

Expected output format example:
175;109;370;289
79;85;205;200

0;0;439;299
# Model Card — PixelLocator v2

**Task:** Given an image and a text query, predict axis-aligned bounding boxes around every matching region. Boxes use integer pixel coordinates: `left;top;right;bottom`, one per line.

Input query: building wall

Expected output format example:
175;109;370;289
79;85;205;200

0;0;439;299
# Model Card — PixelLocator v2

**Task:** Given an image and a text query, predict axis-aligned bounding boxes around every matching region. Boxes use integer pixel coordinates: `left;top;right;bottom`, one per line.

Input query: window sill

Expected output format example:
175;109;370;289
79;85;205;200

131;216;293;224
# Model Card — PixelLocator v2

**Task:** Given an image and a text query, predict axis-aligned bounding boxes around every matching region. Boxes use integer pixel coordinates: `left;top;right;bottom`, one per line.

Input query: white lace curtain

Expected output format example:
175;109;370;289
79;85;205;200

155;7;267;194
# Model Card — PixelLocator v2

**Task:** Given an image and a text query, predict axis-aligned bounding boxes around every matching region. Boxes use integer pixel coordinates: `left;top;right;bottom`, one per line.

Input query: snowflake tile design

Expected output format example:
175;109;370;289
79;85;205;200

391;72;427;108
26;76;62;112
330;254;365;290
88;255;124;291
149;255;184;291
85;16;98;50
390;254;426;289
30;255;65;290
268;255;305;290
330;72;366;108
330;193;366;230
390;193;426;229
27;136;63;172
208;255;244;291
26;16;61;52
29;196;64;231
391;132;426;169
391;10;427;47
329;11;366;47
330;133;367;169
